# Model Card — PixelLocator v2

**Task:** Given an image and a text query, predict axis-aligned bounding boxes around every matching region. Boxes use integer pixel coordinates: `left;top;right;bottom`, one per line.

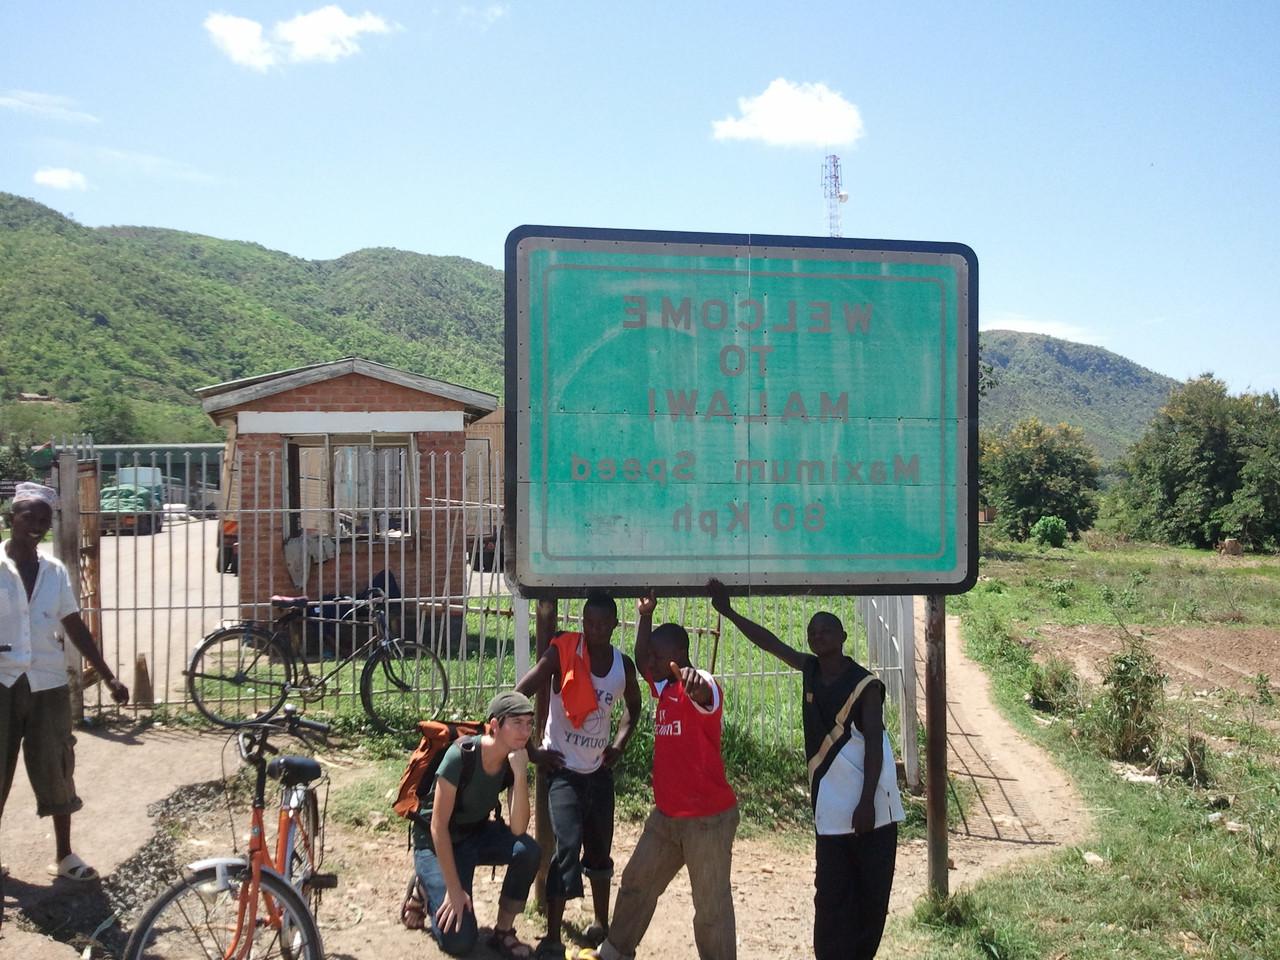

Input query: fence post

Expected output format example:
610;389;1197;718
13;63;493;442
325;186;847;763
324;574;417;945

514;595;530;679
53;451;85;723
532;597;558;910
900;594;921;792
925;594;948;899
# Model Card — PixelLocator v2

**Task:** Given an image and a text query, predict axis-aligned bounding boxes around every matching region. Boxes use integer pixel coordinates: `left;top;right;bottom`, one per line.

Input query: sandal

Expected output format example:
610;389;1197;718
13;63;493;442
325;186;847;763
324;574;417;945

533;937;566;960
47;853;98;882
488;927;533;960
400;874;426;930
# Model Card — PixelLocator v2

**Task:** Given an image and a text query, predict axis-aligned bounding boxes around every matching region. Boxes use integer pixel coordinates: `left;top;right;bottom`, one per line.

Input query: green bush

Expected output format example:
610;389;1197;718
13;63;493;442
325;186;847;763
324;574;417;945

1031;515;1069;548
1028;655;1084;714
1085;635;1166;763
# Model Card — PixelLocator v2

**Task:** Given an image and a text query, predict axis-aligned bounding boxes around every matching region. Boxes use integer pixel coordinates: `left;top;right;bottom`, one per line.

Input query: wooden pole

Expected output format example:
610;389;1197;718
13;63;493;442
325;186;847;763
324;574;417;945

53;452;85;723
925;593;948;899
532;597;558;909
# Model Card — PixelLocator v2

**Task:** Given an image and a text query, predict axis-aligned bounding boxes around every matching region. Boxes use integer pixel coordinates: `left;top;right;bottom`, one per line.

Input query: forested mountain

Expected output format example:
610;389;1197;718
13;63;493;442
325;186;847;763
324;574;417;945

2;192;1179;457
979;329;1178;463
0;193;503;438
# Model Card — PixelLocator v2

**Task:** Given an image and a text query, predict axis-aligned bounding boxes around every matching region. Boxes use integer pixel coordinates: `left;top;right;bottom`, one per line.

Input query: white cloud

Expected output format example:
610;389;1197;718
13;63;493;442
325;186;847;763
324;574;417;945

459;4;508;27
0;90;99;124
204;13;277;70
33;167;88;191
981;312;1107;346
712;78;863;148
275;6;390;62
204;6;391;70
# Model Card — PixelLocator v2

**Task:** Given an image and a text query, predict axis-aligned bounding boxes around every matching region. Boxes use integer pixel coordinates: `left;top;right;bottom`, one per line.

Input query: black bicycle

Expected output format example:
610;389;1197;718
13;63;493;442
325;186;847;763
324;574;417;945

185;588;448;734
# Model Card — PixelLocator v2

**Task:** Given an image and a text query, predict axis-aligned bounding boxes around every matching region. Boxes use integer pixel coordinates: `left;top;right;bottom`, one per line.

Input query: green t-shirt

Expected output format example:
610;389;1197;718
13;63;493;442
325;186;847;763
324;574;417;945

412;737;509;850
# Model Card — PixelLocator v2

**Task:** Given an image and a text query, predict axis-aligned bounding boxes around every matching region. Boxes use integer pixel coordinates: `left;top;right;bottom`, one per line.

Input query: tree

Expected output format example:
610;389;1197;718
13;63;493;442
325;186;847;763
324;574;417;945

78;389;140;443
1114;375;1280;549
980;418;1100;541
0;434;36;482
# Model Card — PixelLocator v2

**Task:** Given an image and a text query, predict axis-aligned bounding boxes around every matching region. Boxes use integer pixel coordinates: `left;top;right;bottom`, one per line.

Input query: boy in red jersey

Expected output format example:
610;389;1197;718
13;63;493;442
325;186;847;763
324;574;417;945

593;592;738;960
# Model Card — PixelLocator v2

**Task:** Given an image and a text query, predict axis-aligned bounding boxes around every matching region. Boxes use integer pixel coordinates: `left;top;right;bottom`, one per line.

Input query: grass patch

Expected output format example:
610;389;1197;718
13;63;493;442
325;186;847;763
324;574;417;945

901;537;1280;958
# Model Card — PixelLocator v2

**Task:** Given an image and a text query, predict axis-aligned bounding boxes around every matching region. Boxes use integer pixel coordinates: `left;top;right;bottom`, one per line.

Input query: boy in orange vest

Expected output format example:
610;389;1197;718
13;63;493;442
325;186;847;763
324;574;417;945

516;592;642;958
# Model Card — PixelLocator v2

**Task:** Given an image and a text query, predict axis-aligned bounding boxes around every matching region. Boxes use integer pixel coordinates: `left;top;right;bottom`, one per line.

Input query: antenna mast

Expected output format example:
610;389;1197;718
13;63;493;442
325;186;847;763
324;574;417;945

821;153;847;237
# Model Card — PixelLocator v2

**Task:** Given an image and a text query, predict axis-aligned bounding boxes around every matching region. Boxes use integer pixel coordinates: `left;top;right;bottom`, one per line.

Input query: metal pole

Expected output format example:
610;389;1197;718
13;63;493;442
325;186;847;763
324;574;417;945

513;595;530;679
532;597;557;909
925;593;948;898
900;594;921;793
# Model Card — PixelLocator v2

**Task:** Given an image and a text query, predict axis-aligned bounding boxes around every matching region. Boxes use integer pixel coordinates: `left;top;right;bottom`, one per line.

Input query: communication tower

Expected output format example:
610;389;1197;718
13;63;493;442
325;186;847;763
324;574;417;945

821;153;848;237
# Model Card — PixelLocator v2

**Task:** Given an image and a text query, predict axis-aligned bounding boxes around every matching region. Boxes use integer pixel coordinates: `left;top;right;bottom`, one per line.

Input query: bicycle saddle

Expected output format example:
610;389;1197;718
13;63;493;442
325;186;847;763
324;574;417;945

267;755;323;786
270;595;309;608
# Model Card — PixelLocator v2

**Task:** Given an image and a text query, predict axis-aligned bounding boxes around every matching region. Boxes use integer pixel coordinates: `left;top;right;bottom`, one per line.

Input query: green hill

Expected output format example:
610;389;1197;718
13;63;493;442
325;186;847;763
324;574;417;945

1;193;1180;456
979;329;1178;464
0;193;503;439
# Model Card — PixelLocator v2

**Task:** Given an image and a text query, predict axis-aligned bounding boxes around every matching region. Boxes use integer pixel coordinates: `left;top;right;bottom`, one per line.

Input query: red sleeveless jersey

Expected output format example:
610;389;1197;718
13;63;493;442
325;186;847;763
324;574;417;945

650;672;737;818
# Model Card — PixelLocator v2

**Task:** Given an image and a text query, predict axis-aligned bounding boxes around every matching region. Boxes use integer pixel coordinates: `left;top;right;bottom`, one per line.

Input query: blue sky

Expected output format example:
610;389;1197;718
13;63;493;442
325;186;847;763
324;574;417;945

3;1;1277;394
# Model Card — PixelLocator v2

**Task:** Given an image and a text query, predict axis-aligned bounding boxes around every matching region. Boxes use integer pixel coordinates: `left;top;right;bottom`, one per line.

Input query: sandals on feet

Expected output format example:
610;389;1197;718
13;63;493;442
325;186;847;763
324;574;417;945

399;875;426;930
488;927;533;960
47;854;98;882
533;937;566;960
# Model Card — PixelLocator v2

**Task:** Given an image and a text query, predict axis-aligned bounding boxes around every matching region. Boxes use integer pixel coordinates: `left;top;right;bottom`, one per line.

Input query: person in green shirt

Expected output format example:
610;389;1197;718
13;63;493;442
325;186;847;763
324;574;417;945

414;691;539;959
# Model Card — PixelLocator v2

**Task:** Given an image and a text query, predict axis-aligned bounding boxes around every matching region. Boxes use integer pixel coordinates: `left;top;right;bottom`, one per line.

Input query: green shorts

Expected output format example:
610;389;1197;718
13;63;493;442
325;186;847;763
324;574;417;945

0;676;83;818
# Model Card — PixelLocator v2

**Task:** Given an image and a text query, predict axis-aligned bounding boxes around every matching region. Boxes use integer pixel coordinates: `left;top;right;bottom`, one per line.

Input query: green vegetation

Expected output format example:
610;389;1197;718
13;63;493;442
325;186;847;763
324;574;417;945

980;329;1178;466
0;192;503;440
900;535;1280;959
1112;374;1280;551
981;418;1101;540
1031;514;1070;548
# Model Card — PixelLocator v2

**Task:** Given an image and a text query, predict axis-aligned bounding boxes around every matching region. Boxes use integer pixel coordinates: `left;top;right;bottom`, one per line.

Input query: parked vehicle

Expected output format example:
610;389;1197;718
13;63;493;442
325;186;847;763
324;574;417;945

216;518;239;574
100;484;164;536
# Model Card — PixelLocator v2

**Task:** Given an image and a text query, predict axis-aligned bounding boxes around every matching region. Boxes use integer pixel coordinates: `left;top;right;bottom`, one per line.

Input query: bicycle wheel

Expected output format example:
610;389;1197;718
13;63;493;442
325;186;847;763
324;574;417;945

360;640;449;734
187;624;295;727
282;786;323;914
123;863;323;960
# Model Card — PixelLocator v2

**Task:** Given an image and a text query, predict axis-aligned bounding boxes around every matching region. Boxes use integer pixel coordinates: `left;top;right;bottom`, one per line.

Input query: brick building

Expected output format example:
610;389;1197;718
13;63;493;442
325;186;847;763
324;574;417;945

196;358;498;618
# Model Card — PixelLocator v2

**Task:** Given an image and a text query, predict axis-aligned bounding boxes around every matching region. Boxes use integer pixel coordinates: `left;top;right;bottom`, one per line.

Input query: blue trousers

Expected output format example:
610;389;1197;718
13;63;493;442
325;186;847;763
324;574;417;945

414;822;540;955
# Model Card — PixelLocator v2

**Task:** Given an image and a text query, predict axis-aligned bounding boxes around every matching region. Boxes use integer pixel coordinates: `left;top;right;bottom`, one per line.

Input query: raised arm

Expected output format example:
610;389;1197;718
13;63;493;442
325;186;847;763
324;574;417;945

634;590;656;682
507;748;531;836
706;578;807;671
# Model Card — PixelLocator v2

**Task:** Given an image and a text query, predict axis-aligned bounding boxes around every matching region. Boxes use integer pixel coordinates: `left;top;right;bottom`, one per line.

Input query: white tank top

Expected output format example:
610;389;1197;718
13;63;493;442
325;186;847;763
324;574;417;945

542;644;626;774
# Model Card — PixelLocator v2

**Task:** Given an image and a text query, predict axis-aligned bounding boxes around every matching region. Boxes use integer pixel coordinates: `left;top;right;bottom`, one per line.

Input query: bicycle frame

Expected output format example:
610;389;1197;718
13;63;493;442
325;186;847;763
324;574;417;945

272;594;403;693
192;719;327;959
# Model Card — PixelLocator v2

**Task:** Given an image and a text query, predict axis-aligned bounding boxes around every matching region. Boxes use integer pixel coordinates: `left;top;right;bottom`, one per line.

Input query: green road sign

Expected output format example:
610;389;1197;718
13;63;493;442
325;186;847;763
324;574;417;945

505;226;978;596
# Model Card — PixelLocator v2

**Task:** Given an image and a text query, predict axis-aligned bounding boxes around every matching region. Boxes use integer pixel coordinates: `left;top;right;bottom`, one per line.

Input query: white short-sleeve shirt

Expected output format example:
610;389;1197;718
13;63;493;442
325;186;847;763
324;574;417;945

0;552;80;692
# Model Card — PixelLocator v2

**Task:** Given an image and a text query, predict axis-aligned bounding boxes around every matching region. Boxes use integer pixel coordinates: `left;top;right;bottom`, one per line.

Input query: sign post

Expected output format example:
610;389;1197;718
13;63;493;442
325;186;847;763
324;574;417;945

506;225;977;904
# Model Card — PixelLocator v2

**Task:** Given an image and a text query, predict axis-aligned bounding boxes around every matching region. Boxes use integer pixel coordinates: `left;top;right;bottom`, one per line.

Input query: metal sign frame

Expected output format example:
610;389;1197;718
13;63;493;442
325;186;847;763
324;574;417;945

505;225;978;598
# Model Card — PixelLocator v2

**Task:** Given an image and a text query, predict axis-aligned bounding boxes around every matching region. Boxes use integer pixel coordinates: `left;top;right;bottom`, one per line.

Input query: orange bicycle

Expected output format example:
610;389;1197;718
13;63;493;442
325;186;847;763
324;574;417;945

123;707;337;959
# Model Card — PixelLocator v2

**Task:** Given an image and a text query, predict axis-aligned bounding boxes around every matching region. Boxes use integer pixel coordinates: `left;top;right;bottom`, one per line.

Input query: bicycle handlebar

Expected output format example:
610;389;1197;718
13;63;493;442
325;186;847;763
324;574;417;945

236;704;331;761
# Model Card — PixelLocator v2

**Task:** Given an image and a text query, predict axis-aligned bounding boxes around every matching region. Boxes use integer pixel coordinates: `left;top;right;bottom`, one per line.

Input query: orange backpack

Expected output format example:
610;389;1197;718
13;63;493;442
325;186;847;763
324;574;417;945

392;719;488;824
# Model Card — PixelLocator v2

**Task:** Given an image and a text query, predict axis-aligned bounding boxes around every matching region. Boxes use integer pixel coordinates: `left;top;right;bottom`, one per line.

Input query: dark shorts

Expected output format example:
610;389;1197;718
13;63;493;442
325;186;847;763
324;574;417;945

545;765;616;900
0;676;83;819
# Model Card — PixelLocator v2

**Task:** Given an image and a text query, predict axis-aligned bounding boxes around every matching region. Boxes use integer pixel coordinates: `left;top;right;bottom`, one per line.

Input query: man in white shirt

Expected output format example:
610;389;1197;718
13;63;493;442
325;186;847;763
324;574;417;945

1;482;128;882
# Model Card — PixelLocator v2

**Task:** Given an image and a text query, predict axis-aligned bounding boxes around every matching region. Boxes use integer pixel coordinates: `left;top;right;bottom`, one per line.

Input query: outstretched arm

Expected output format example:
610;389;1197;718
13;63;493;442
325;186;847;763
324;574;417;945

706;579;807;671
62;613;129;704
514;646;564;769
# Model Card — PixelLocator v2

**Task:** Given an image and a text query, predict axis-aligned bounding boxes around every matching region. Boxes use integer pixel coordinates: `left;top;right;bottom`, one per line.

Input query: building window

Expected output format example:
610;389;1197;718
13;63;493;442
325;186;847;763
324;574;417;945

286;435;416;540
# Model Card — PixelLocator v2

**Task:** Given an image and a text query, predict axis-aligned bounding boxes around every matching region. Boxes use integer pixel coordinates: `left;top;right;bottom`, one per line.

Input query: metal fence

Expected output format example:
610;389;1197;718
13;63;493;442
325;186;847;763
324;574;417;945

49;443;915;756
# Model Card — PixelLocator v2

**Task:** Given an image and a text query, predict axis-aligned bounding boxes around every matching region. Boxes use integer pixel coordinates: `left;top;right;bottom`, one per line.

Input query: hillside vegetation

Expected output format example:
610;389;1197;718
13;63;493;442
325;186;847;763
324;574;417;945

4;193;1178;455
0;192;503;439
980;329;1178;463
